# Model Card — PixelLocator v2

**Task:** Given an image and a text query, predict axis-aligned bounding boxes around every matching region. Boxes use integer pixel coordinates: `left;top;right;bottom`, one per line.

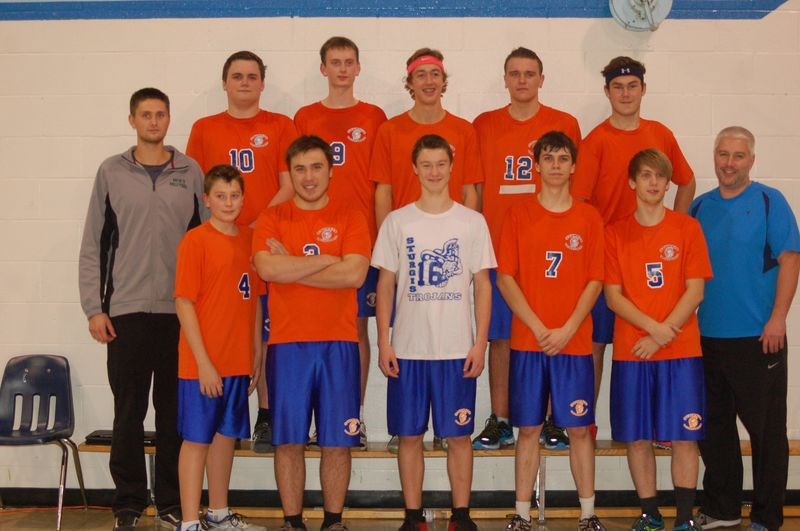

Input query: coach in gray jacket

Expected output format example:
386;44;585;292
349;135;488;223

79;87;206;531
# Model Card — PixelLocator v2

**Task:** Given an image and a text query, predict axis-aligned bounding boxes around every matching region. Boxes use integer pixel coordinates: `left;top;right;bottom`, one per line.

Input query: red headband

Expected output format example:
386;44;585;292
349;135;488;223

406;55;445;74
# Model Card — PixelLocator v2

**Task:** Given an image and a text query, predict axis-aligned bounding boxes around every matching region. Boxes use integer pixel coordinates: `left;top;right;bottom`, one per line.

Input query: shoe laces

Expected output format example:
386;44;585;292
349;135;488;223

580;515;605;531
479;416;501;440
323;523;348;531
632;514;662;531
505;514;532;531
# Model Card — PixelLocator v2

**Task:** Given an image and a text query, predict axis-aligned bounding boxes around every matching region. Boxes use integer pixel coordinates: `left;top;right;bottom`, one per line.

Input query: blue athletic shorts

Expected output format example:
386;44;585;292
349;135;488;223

488;269;512;341
387;358;476;438
610;357;706;442
260;293;270;343
178;375;251;444
509;350;595;428
267;341;361;447
357;266;378;318
591;291;614;344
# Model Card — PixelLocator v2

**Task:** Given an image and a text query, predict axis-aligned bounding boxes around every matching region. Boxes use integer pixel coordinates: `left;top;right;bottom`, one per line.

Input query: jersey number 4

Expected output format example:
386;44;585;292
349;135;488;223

504;155;533;181
238;273;251;300
645;262;664;288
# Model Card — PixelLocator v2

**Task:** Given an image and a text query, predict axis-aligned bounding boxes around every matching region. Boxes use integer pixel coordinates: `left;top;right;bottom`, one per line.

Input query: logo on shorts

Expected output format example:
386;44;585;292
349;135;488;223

570;399;590;417
347;127;367;142
250;134;269;148
659;244;680;261
683;413;702;431
565;233;583;251
366;291;377;308
316;227;339;243
343;418;361;437
454;408;472;426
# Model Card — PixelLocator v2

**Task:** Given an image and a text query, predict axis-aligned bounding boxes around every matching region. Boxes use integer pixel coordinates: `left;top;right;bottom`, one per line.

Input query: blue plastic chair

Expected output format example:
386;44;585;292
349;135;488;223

0;355;88;530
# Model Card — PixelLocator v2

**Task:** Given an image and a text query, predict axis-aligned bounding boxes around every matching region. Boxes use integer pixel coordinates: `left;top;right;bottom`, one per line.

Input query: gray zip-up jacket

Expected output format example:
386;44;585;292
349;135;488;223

79;146;206;319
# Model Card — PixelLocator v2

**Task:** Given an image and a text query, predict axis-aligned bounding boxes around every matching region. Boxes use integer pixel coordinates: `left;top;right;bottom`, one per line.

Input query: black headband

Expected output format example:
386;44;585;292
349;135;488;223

605;65;645;85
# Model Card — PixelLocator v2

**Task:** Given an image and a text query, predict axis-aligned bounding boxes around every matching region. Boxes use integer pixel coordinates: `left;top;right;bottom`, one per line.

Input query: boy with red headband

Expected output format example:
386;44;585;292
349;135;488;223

370;47;483;230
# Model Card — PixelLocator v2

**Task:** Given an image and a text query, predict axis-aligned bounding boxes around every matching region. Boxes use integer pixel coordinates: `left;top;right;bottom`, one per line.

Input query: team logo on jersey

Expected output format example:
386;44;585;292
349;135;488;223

570;399;590;417
343;418;361;437
366;291;377;307
454;408;472;426
250;134;269;148
564;233;583;251
347;127;367;142
659;244;680;261
683;413;703;431
419;238;462;288
316;226;339;243
527;139;537;156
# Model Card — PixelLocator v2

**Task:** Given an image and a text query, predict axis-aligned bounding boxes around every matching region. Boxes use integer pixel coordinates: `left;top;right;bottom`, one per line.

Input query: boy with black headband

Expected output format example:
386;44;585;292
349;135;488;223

571;56;696;422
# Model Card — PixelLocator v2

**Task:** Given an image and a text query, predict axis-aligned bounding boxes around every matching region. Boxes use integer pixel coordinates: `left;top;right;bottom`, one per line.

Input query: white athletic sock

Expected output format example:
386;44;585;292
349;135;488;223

515;501;531;521
579;495;596;520
206;507;229;522
181;520;200;531
360;405;365;420
497;416;509;424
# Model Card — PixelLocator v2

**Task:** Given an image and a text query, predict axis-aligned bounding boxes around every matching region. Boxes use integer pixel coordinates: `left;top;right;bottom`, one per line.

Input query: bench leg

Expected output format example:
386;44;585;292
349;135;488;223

537;454;546;524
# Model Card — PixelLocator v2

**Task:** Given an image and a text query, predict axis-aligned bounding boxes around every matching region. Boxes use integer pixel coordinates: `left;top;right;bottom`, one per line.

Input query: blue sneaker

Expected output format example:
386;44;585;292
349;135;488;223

747;524;769;531
472;414;515;450
631;514;665;531
540;417;569;450
673;519;702;531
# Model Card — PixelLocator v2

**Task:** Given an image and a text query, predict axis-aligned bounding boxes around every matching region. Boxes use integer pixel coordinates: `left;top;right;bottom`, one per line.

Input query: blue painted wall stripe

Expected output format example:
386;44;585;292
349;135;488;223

0;0;787;22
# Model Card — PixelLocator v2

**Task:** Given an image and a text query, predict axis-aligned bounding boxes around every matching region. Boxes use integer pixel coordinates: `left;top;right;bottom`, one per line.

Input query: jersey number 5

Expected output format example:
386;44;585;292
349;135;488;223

646;262;664;289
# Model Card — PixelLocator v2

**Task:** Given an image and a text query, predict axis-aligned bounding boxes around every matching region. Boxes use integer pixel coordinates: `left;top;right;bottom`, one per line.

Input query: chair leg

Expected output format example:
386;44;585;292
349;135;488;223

64;439;88;509
53;439;69;531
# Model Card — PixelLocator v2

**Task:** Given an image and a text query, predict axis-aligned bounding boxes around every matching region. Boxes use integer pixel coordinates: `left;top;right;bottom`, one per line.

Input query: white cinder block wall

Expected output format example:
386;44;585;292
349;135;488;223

1;1;799;496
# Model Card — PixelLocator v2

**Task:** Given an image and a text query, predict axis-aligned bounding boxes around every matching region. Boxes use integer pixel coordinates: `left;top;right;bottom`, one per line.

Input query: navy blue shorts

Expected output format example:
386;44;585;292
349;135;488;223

260;293;270;343
488;269;512;341
509;350;595;428
610;357;706;442
387;358;476;438
178;375;250;444
267;341;361;447
591;291;614;344
357;266;379;318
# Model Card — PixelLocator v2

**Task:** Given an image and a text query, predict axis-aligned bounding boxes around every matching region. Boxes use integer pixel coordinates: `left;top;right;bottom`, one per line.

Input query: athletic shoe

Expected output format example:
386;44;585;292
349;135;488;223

448;516;478;531
694;512;741;529
307;430;319;448
472;414;515;450
580;515;606;531
359;418;368;449
504;514;532;530
320;523;349;531
653;440;672;450
434;435;448;451
157;509;182;529
251;418;273;453
201;511;267;530
672;520;702;531
630;514;665;531
746;524;769;531
181;525;201;531
387;434;399;453
398;520;428;531
541;418;569;450
114;513;139;530
277;523;306;531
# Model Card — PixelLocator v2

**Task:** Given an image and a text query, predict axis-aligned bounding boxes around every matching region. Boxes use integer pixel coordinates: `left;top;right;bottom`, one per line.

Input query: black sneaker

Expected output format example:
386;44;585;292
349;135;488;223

541;417;569;450
113;512;139;530
252;418;274;453
157;508;182;529
398;519;428;531
448;515;478;531
472;414;515;450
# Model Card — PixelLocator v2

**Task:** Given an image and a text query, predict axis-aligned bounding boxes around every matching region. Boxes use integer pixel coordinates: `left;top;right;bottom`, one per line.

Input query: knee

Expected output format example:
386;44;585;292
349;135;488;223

518;426;541;441
444;435;471;451
566;426;590;441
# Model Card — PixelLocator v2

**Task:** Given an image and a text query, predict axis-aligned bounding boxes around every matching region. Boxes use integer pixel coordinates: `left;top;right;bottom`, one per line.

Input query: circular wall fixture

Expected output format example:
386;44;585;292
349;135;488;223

609;0;673;31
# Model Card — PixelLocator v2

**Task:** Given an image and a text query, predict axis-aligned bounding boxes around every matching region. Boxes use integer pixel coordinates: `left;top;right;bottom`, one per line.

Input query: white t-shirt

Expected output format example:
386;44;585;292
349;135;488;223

372;202;496;360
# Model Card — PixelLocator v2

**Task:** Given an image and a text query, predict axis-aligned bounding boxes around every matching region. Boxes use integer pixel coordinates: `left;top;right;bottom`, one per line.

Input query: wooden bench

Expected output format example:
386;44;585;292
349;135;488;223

77;439;800;522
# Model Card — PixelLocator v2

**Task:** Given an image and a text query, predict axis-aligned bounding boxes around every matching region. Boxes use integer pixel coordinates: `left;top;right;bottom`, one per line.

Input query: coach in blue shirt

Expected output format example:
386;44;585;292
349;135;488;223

690;126;800;531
